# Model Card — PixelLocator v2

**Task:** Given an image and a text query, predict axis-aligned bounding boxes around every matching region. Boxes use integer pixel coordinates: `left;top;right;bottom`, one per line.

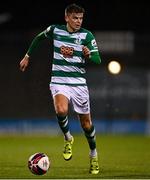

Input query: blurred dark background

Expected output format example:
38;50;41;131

1;0;150;32
1;0;150;134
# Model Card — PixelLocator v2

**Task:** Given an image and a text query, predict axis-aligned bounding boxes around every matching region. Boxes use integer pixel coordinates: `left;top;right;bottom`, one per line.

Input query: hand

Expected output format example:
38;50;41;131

82;46;91;59
19;55;29;72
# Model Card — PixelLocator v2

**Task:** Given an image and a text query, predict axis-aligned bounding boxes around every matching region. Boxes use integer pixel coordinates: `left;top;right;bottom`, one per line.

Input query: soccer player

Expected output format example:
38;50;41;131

19;3;101;174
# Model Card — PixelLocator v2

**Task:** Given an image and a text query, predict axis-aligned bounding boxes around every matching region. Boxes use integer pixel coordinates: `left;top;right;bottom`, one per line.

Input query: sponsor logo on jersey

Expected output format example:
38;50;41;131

60;46;74;58
91;39;97;48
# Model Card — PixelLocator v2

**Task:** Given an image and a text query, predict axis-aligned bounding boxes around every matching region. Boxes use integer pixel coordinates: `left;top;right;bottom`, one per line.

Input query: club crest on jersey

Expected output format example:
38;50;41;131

74;37;82;45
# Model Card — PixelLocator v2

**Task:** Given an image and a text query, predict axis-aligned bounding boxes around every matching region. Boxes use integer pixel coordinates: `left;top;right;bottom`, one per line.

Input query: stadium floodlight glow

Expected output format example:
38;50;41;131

108;60;121;75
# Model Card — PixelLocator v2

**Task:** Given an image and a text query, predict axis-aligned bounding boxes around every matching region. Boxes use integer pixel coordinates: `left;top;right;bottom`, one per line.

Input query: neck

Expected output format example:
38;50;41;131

66;24;77;33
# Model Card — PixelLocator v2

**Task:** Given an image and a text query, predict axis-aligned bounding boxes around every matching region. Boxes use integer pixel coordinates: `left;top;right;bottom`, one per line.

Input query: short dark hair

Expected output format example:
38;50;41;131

65;3;85;15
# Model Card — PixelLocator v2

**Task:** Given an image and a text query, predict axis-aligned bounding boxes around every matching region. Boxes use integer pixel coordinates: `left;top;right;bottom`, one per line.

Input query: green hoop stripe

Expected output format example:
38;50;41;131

53;59;85;68
50;82;87;86
53;34;87;45
52;70;85;78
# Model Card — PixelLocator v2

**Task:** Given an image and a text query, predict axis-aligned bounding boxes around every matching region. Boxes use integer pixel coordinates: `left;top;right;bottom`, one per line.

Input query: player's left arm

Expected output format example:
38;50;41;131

82;32;101;64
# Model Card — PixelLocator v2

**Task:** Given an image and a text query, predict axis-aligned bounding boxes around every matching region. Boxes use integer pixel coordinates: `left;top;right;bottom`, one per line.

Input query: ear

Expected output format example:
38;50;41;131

65;14;69;22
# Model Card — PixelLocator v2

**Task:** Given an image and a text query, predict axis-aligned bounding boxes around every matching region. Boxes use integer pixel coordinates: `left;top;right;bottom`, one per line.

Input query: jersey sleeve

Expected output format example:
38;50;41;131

86;32;101;64
44;25;55;38
26;32;47;57
27;25;55;57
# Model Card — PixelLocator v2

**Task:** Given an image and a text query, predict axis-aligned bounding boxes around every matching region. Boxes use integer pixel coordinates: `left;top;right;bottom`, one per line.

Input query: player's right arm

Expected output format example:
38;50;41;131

19;32;47;72
19;25;55;72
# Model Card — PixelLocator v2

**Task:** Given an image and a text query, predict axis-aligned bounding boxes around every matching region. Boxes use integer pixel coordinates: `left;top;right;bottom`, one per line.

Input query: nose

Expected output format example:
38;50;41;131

77;18;82;24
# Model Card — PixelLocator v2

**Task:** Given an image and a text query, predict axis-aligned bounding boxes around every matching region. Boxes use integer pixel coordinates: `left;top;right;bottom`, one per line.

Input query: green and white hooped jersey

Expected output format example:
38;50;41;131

44;25;99;86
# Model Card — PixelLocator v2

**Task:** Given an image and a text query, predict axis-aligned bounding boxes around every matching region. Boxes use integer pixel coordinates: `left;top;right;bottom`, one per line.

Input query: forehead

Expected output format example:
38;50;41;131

67;12;84;18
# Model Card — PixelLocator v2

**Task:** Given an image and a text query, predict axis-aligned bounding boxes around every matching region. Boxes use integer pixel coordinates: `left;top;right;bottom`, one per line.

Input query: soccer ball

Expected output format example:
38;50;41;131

28;152;50;175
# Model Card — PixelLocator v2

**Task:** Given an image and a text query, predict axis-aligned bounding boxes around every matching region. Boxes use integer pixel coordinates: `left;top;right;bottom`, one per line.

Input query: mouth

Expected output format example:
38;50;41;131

75;24;81;28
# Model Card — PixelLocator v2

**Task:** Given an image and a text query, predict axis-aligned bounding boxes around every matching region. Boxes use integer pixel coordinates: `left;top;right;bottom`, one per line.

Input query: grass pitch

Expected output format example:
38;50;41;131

0;134;150;179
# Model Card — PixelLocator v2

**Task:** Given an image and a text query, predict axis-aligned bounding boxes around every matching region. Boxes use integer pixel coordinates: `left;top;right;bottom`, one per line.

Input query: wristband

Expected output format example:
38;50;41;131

25;54;30;58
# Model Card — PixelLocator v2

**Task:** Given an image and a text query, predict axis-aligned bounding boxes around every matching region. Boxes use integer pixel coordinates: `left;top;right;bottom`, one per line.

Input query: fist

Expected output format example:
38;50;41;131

19;55;29;72
82;46;90;59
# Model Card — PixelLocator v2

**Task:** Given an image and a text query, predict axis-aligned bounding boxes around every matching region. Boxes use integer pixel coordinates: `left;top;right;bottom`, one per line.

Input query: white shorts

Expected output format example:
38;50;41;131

50;84;90;114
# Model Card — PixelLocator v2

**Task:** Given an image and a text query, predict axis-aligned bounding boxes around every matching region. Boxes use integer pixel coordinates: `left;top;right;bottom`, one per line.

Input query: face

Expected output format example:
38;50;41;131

65;13;84;32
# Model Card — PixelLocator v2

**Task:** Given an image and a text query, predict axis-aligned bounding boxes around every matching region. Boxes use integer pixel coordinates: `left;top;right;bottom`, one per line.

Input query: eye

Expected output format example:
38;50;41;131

73;16;79;20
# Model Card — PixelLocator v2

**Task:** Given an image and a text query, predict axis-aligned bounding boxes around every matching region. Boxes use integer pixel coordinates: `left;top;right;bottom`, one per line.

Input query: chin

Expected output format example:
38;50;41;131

74;26;81;31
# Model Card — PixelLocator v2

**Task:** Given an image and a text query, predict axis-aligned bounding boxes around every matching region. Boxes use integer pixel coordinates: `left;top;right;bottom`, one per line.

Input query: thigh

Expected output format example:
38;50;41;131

54;94;69;114
71;86;90;114
50;84;70;100
50;84;70;115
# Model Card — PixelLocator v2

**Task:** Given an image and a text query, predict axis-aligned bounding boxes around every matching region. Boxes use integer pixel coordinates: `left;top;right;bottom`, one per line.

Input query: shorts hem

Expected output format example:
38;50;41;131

75;110;90;114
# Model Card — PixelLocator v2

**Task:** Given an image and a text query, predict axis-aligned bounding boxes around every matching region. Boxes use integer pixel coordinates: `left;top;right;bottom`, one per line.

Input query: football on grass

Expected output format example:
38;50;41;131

28;152;50;175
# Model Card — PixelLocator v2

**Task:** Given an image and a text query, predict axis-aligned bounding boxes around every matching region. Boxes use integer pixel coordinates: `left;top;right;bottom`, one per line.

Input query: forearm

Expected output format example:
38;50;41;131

89;51;101;64
26;32;46;57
